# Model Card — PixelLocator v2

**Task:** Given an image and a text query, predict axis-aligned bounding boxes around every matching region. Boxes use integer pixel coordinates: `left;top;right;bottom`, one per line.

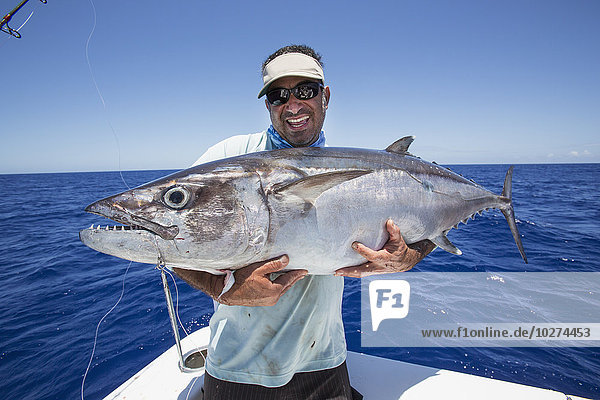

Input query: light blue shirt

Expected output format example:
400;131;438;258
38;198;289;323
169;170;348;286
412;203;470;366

192;131;347;387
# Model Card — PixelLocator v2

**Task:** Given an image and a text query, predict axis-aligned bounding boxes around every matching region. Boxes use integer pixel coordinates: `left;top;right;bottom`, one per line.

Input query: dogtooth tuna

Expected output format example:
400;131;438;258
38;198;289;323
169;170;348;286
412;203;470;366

79;136;528;276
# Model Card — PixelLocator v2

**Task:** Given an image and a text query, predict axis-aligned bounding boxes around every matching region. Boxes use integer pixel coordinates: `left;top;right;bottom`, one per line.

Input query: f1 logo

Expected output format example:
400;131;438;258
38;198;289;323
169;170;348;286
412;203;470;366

369;280;410;331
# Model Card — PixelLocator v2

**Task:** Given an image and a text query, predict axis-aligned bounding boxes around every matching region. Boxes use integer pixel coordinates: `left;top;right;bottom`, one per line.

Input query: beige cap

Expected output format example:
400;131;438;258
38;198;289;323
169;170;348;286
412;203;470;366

258;53;325;98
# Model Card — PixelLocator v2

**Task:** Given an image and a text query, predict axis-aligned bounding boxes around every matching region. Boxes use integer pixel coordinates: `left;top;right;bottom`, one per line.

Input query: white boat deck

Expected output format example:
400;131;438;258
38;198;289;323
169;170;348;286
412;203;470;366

104;327;588;400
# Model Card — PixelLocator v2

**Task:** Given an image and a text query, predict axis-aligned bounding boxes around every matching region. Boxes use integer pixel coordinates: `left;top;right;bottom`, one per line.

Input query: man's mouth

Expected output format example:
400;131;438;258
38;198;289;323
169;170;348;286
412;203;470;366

286;115;309;129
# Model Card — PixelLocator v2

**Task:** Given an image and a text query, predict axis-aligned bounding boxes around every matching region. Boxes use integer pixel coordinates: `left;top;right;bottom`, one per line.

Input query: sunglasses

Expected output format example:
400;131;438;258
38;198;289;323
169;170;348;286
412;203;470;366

266;82;324;106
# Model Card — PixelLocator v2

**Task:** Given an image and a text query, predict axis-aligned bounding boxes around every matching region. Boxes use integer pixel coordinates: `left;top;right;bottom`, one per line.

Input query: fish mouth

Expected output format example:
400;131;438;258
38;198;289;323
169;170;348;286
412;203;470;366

84;199;179;240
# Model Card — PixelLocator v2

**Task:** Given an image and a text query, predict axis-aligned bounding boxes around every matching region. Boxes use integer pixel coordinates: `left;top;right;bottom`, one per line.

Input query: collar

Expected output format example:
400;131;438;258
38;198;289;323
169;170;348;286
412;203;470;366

267;125;326;149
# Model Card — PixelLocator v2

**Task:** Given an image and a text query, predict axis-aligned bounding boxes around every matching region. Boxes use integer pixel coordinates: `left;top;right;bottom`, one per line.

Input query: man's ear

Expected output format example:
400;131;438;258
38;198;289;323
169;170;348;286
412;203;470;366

323;86;331;110
265;98;270;111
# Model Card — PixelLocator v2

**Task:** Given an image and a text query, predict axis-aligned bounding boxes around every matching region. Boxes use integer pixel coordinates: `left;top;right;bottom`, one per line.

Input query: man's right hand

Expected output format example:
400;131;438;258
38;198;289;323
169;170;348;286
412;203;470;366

173;255;308;307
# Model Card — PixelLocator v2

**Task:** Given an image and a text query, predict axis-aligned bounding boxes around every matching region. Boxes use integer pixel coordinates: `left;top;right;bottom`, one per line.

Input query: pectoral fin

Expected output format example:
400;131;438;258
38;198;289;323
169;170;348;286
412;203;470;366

430;233;462;255
272;170;372;206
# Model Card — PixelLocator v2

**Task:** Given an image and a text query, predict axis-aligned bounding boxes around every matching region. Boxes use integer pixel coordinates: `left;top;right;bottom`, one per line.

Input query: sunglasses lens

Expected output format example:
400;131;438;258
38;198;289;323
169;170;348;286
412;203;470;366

266;83;322;105
266;88;289;106
293;83;320;100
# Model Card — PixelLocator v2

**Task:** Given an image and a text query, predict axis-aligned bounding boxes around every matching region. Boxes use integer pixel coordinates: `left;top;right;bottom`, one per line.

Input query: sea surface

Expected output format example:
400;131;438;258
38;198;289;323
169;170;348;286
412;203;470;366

0;163;599;399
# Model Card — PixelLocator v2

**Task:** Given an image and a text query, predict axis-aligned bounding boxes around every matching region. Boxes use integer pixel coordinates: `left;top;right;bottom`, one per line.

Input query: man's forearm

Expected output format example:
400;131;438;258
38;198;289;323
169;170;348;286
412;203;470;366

174;256;307;307
173;268;225;300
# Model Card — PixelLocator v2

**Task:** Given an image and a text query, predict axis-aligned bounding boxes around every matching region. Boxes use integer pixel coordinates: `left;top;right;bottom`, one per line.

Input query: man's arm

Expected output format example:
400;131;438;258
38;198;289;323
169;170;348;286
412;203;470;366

173;255;308;307
335;219;436;278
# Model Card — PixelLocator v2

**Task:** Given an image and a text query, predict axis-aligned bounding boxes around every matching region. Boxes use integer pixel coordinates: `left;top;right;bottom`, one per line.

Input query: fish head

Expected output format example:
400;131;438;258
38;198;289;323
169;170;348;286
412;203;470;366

80;167;270;270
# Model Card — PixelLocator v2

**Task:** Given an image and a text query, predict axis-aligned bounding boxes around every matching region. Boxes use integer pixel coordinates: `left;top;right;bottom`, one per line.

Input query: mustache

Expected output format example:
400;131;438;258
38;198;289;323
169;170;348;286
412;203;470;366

282;108;312;119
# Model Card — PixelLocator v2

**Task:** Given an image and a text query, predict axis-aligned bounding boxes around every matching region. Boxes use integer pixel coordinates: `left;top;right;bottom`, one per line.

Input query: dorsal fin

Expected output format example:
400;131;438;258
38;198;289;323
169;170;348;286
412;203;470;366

385;136;415;154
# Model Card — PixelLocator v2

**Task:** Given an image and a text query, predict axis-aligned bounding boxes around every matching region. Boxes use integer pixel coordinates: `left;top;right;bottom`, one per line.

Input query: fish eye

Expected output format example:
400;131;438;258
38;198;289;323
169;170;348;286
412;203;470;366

163;186;190;209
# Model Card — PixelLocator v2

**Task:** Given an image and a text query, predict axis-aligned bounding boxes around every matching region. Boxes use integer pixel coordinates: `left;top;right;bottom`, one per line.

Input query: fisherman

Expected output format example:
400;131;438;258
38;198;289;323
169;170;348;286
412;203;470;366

174;44;435;400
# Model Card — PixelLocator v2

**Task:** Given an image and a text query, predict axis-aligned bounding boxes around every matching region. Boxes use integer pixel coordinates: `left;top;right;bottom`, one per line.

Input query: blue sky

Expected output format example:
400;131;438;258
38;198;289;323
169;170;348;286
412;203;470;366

1;0;598;173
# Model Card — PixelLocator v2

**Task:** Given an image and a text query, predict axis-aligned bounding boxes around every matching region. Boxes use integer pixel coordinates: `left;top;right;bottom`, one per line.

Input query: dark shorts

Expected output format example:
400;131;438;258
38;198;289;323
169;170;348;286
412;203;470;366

203;361;363;400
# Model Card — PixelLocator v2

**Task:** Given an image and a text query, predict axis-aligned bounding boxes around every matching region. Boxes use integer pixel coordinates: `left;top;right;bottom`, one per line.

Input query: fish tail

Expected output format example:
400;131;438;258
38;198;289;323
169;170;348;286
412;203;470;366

500;166;528;263
501;166;513;199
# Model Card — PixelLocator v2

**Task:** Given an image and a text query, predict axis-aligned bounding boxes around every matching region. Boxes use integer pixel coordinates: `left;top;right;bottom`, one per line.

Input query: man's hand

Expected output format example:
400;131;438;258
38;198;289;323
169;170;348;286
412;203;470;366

174;255;308;307
335;219;436;278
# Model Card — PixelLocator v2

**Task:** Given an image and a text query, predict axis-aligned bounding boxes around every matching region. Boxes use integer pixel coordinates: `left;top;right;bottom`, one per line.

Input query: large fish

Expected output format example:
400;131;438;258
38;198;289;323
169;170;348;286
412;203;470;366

79;137;527;274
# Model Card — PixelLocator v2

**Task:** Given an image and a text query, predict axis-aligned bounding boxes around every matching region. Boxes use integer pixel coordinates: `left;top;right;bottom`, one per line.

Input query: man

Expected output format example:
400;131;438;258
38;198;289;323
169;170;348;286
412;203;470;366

175;45;435;400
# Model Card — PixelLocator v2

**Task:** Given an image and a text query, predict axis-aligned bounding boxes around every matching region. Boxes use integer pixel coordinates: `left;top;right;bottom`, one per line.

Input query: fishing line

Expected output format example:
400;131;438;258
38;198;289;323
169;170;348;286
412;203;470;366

80;4;202;396
164;267;188;334
15;10;34;31
81;260;132;400
165;267;196;338
152;235;204;350
152;237;188;335
85;0;130;190
163;267;206;400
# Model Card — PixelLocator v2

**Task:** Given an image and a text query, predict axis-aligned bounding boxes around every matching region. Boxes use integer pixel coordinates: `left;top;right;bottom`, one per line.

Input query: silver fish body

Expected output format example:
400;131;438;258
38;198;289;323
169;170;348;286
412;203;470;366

79;137;527;274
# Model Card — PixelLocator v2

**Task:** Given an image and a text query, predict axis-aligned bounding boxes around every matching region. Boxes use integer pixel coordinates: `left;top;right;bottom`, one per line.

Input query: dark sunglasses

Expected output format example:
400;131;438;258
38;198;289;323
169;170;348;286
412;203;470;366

266;82;324;106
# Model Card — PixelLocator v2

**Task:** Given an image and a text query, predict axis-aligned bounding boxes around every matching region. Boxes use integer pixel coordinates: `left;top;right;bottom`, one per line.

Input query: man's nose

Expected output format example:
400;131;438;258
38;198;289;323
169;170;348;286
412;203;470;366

285;96;304;114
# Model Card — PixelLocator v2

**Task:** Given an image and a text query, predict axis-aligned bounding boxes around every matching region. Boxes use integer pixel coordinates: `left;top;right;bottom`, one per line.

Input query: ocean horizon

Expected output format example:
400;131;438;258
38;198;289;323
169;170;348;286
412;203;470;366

2;161;599;176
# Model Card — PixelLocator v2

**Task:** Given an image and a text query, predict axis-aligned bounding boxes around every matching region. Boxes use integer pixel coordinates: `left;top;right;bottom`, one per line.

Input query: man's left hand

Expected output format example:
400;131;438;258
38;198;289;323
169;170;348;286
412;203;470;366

335;219;436;278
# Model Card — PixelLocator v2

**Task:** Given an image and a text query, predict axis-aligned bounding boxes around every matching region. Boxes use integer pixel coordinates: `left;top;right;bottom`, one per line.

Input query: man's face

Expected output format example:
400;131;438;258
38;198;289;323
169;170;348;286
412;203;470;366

265;76;330;147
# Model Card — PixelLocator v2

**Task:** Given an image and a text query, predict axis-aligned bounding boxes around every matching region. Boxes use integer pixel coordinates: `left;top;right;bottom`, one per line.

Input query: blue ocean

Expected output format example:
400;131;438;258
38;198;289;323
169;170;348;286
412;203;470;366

0;163;599;399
